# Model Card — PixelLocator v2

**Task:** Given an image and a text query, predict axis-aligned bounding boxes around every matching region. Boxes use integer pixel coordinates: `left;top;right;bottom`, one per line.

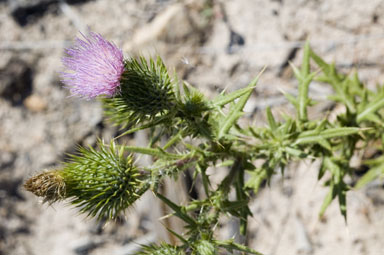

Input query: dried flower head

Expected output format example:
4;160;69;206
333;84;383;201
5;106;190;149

24;170;65;203
61;31;124;99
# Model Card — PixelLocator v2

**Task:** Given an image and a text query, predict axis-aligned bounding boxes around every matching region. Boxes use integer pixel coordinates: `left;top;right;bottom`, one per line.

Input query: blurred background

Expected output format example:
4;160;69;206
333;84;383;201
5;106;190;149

1;0;384;254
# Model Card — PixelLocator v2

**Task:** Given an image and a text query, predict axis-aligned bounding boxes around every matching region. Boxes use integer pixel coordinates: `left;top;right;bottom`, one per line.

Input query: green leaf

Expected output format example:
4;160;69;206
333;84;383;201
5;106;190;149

317;139;332;151
217;160;235;167
310;49;357;113
156;193;197;227
298;72;317;122
245;169;267;194
357;97;384;123
301;41;311;77
211;86;256;108
320;158;348;221
266;107;277;131
290;61;303;82
294;127;361;145
355;165;384;189
218;111;243;138
318;158;327;180
196;163;211;198
123;146;183;159
282;92;298;108
285;147;307;158
165;227;188;244
182;81;191;99
289;53;317;122
163;129;183;150
337;182;348;221
215;239;264;255
319;184;335;218
309;48;331;74
113;114;171;139
323;157;341;179
221;200;250;213
218;74;262;138
361;113;383;125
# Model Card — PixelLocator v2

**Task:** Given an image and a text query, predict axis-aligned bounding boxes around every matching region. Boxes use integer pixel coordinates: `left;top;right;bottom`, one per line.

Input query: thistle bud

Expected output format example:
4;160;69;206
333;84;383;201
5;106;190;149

137;243;184;255
103;57;176;127
25;141;148;220
193;240;216;255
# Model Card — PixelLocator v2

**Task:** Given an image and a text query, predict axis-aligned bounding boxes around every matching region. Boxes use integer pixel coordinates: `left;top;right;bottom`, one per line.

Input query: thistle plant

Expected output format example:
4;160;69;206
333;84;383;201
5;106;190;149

25;31;384;254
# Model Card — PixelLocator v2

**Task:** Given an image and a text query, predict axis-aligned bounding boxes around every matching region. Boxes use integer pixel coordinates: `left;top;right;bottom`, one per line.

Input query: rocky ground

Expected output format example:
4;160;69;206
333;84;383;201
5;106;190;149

1;0;384;254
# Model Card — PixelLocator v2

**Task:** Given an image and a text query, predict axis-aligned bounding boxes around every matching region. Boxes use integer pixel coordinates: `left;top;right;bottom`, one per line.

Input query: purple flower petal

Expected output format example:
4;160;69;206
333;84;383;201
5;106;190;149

61;32;124;99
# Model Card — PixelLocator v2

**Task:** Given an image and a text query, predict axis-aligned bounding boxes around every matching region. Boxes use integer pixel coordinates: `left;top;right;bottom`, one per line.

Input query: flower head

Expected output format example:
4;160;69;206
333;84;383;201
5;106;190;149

61;31;124;99
24;170;65;204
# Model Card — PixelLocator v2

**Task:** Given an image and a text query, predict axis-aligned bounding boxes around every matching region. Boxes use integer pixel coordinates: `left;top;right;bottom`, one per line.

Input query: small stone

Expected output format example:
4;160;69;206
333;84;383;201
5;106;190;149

24;94;47;112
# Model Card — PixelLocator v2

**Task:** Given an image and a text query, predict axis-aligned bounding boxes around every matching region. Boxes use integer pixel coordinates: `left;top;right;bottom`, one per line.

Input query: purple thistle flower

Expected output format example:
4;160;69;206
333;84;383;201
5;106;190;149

61;32;124;99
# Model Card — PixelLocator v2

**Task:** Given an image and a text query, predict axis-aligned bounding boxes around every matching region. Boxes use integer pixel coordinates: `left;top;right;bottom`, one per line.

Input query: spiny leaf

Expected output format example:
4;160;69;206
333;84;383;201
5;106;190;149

215;239;264;255
156;193;197;227
163;129;184;150
357;97;384;123
301;41;311;77
266;107;277;130
319;184;335;218
218;73;262;138
123;146;184;159
337;181;348;221
218;110;244;138
294;127;361;145
211;86;257;108
245;169;267;194
165;227;188;244
196;164;211;198
113;114;172;139
282;91;298;108
355;164;384;189
285;147;307;158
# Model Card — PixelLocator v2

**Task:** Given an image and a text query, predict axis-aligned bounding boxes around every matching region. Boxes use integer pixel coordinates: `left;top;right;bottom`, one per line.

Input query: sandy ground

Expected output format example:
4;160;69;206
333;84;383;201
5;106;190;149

1;0;384;254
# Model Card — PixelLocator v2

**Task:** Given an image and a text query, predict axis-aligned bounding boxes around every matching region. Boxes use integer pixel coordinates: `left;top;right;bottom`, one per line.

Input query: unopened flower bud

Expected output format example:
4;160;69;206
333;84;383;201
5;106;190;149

194;240;216;255
103;57;176;126
25;141;148;220
138;243;184;255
